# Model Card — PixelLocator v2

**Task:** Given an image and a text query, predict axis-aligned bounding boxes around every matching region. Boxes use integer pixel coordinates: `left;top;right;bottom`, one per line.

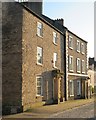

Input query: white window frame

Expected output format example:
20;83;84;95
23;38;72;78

77;40;80;53
53;53;58;68
53;32;57;45
69;36;73;49
36;76;43;96
81;43;85;54
69;55;74;72
82;60;85;73
77;80;81;95
77;58;81;73
37;47;43;65
37;22;43;37
69;80;74;96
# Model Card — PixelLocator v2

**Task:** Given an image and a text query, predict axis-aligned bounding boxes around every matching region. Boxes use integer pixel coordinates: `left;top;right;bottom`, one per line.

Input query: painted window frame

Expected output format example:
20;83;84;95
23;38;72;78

36;76;43;96
37;46;43;65
53;32;57;45
81;43;85;54
77;80;81;96
69;80;74;96
37;22;43;37
69;36;73;49
53;52;58;68
82;60;85;73
77;58;81;73
69;55;74;72
77;40;80;53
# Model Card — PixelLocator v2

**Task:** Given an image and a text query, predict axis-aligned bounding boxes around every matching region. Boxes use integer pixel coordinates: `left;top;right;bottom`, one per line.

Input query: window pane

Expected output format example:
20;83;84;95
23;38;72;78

77;59;80;72
70;80;74;95
82;60;85;73
37;22;43;36
37;78;41;86
37;87;41;95
37;47;43;64
77;40;80;51
36;76;42;96
37;56;42;64
69;36;73;48
53;32;57;44
53;53;58;67
81;43;85;53
69;56;73;70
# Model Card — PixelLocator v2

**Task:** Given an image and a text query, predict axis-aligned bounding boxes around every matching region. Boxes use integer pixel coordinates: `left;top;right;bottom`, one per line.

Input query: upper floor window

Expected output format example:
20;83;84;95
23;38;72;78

36;76;43;96
69;36;73;49
37;22;43;37
77;40;80;52
53;32;57;45
77;58;81;73
82;60;85;73
53;53;58;68
81;43;85;54
69;56;74;72
37;47;43;65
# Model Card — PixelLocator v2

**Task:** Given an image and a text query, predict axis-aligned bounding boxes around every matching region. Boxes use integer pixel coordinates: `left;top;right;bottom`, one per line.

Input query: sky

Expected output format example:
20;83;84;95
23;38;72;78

43;1;94;58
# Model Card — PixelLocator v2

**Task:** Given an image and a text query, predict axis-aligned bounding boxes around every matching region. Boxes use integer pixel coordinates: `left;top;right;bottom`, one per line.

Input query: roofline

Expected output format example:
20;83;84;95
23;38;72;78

20;3;64;35
68;29;88;43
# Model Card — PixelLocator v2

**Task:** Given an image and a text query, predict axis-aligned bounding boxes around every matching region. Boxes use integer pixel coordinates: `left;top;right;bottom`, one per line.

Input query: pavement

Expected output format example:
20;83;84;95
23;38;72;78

2;97;94;119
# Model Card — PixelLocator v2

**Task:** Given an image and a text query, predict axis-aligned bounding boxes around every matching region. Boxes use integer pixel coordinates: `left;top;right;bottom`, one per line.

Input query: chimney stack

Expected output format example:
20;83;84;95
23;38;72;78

24;0;43;15
54;18;64;26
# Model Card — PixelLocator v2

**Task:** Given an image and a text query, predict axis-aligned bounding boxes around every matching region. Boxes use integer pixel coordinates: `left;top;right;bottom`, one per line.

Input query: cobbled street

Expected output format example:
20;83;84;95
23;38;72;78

49;102;95;118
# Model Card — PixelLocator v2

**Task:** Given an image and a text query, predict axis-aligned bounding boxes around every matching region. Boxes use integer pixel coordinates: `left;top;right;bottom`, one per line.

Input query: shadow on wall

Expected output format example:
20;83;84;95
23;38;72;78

42;70;54;104
2;2;23;115
42;69;64;105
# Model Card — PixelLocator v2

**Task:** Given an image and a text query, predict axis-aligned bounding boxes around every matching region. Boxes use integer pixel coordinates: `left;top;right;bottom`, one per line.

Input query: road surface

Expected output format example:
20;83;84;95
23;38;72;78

49;102;95;119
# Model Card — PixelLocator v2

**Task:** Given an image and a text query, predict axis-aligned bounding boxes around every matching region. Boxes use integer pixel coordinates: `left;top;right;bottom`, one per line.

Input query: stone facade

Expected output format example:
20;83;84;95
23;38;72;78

2;2;88;115
66;30;88;100
2;2;65;114
21;8;64;110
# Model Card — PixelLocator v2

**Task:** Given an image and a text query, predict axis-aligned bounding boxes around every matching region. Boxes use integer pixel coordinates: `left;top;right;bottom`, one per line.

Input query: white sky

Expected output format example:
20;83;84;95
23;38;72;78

43;1;94;58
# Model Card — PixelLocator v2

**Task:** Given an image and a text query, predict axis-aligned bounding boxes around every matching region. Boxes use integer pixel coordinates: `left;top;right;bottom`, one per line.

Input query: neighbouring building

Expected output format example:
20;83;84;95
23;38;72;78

88;57;96;96
2;2;89;114
65;29;89;100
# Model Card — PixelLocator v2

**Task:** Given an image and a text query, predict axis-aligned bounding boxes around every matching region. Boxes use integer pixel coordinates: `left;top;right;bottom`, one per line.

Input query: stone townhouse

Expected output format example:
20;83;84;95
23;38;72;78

65;29;89;100
2;1;89;114
2;2;65;114
88;57;96;96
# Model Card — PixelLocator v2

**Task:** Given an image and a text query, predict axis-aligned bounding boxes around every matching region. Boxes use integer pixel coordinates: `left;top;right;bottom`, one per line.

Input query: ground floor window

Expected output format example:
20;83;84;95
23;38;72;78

36;76;43;96
77;80;81;95
69;80;74;96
